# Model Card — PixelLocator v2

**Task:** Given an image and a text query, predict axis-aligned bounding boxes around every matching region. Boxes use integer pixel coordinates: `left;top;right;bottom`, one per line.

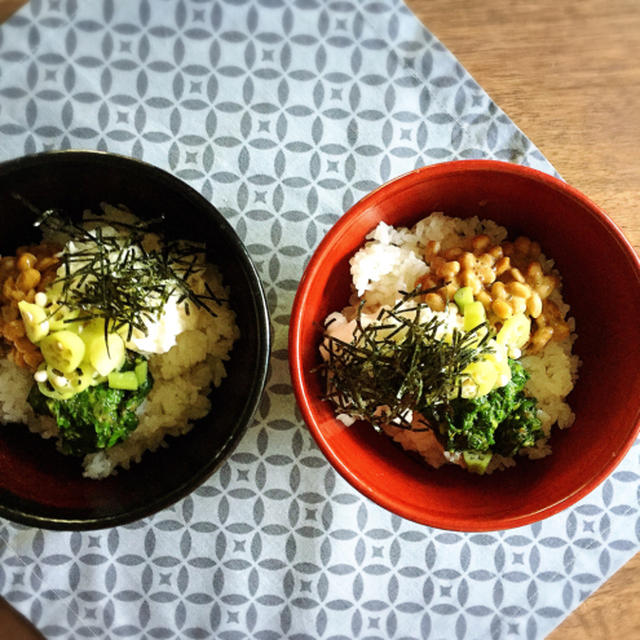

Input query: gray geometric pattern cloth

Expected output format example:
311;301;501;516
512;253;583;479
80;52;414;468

0;1;637;639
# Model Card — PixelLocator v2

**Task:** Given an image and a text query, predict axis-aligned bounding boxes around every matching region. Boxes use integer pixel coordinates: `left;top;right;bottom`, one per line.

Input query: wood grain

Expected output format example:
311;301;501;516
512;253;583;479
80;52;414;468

0;0;22;22
0;0;639;638
404;1;640;637
405;0;640;245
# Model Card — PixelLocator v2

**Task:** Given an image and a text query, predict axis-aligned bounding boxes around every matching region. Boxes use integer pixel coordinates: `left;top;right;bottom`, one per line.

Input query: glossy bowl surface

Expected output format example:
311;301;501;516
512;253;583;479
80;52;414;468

0;151;270;530
289;160;640;531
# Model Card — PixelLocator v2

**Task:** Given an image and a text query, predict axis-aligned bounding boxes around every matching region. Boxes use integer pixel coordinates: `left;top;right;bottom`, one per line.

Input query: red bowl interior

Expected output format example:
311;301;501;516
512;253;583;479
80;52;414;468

289;160;640;531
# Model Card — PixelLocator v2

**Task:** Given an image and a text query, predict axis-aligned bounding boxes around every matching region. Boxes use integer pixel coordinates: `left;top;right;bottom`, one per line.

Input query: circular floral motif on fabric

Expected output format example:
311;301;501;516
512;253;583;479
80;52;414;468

0;1;636;639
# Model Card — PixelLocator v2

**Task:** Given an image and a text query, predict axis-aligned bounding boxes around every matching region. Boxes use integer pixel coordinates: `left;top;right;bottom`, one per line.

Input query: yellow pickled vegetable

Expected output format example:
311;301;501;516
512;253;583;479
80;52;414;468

17;300;50;343
76;317;106;341
463;301;486;332
497;313;531;349
464;360;498;396
39;330;86;373
47;305;82;332
86;332;125;376
47;362;102;395
485;350;512;386
37;379;75;401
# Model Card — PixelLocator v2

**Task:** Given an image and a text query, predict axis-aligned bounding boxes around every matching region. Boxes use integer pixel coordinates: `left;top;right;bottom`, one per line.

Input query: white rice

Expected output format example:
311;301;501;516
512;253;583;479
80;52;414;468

0;210;239;479
81;266;239;478
336;212;580;471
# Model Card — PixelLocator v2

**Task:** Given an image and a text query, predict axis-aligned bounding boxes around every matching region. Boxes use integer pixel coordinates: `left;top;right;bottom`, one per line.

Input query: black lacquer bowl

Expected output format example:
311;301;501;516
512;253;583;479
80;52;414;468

0;151;270;530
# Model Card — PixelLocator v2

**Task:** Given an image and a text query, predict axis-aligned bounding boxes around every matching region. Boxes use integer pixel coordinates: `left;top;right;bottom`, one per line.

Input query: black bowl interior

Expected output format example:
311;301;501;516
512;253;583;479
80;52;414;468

0;151;270;529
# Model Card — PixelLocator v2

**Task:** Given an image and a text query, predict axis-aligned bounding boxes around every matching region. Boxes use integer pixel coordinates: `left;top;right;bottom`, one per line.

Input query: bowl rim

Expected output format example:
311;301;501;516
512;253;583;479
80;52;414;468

289;159;640;531
0;149;271;530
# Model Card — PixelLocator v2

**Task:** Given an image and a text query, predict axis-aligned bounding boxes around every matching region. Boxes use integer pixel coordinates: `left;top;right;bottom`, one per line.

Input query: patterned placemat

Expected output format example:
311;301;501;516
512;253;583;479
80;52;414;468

0;1;638;638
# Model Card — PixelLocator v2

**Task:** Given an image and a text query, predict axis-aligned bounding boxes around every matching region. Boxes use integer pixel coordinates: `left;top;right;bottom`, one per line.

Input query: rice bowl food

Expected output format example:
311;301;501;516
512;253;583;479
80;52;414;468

291;159;640;530
319;212;580;474
0;202;239;479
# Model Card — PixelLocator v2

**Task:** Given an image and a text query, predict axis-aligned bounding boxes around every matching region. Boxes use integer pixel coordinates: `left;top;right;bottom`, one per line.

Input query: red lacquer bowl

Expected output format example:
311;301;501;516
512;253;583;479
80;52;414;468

289;160;640;531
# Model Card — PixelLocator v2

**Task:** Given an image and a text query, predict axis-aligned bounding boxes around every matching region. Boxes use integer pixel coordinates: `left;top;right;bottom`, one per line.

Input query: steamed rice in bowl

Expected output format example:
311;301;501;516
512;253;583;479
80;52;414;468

0;203;239;478
319;212;580;474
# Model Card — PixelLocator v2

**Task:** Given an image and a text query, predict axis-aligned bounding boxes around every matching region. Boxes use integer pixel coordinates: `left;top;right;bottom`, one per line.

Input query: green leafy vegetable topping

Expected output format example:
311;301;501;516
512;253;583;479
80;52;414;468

27;354;153;457
422;359;543;457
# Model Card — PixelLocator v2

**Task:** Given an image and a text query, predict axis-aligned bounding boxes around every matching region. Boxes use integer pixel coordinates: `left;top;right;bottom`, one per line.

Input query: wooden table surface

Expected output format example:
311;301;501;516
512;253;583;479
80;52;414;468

0;0;638;638
405;2;640;638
